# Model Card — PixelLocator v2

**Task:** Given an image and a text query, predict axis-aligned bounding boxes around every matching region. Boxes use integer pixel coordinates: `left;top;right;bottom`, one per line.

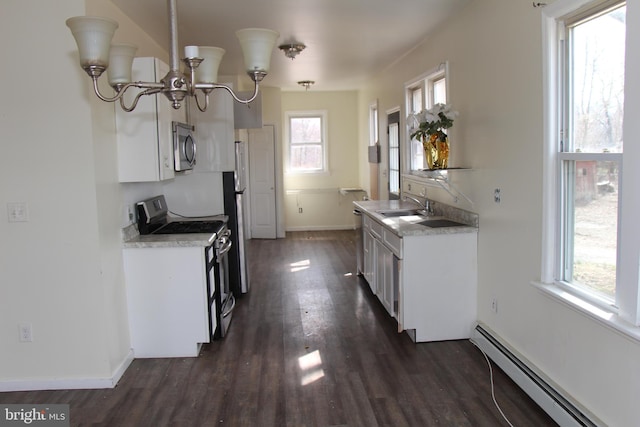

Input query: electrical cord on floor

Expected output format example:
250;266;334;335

472;341;515;427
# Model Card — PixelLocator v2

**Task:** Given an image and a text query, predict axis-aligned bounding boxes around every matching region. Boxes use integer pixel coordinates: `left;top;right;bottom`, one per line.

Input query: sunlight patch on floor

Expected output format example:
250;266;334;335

290;259;311;272
299;350;325;386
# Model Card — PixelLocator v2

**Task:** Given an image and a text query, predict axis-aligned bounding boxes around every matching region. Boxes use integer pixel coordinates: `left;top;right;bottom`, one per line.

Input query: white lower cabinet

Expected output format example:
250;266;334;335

123;246;210;357
360;212;477;342
375;237;396;317
363;224;376;294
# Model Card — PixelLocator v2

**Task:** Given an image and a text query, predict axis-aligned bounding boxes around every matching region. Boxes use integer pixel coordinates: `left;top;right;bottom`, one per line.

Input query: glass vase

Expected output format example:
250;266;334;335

435;137;449;169
422;135;438;170
423;134;449;170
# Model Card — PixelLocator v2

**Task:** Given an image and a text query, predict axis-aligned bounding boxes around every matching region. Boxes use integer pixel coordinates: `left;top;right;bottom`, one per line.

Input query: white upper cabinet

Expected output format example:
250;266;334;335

189;88;235;172
115;57;186;182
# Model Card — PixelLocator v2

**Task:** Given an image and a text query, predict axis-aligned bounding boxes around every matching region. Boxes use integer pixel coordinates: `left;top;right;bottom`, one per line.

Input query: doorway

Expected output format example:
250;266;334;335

248;125;277;239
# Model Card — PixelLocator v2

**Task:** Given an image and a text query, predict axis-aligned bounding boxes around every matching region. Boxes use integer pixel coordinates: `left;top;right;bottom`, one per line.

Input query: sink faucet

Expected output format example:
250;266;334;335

403;195;433;214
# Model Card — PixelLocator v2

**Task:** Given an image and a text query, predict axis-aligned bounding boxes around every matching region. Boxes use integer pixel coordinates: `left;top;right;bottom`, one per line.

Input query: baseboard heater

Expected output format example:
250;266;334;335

470;324;601;427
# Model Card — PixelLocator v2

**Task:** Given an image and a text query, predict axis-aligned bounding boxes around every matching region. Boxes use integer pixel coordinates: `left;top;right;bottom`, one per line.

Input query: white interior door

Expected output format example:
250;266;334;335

248;125;277;239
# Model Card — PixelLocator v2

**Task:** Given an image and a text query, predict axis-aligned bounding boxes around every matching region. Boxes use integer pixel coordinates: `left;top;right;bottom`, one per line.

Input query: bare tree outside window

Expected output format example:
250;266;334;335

289;115;325;172
564;4;625;300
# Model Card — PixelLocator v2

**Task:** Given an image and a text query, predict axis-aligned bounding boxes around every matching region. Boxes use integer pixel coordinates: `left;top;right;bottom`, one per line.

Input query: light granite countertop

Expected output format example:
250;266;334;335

122;215;227;249
354;200;478;237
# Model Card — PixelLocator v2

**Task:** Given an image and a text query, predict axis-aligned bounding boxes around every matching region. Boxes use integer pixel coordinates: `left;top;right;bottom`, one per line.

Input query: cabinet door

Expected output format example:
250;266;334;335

375;239;395;317
375;238;385;299
123;246;209;357
363;230;376;293
116;57;182;182
190;89;235;172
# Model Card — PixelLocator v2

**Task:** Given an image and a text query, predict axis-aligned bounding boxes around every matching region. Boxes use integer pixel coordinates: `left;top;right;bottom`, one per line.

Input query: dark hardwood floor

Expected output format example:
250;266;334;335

1;230;557;426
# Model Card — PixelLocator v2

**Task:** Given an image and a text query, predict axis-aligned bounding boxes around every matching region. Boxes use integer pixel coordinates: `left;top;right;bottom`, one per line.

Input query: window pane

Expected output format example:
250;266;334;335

433;77;447;105
569;6;625;153
291;145;322;170
411;88;422;113
564;159;618;299
291;117;321;143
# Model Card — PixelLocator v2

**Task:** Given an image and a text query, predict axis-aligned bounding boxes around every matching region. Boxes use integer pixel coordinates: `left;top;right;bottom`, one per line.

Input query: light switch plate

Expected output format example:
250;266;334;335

7;202;29;222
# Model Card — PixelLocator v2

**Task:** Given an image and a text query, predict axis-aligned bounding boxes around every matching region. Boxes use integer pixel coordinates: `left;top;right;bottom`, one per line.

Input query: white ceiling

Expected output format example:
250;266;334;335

111;0;470;91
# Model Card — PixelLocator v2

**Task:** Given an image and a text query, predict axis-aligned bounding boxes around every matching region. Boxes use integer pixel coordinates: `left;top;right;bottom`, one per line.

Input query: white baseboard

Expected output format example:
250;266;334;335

0;349;134;392
470;324;602;427
285;225;355;232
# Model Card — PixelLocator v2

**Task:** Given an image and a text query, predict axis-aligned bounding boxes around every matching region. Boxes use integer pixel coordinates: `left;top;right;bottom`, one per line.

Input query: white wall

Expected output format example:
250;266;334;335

0;0;131;387
358;0;640;425
281;91;360;230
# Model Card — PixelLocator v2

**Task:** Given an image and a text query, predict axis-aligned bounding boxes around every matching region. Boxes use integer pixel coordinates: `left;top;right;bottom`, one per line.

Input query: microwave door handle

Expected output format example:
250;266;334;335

184;135;197;166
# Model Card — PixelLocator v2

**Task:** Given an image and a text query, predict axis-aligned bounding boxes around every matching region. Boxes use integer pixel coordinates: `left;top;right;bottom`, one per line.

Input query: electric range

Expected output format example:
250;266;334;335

136;195;225;237
135;195;234;339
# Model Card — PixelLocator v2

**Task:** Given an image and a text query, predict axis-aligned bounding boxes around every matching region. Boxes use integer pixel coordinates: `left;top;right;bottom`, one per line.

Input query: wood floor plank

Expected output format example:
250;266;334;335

0;230;558;426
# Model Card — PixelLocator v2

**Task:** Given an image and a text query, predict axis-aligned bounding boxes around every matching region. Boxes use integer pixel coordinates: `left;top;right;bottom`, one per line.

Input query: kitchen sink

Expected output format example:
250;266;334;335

377;209;421;217
418;219;466;228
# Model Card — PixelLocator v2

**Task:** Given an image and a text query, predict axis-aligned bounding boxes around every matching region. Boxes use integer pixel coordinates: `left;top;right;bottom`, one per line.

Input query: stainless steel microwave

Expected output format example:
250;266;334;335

172;122;196;172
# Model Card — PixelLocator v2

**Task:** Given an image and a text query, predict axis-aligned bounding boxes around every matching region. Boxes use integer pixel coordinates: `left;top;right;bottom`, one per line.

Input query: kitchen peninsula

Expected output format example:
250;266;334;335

354;199;478;342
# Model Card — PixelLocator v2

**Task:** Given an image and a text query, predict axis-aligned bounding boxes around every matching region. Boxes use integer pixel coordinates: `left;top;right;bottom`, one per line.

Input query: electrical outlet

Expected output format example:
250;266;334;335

19;323;32;342
298;207;303;214
491;297;498;314
494;188;501;203
7;202;29;222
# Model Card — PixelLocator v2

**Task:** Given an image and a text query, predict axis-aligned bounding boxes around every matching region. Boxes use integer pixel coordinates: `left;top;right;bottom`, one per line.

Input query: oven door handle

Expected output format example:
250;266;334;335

222;294;236;318
218;239;233;256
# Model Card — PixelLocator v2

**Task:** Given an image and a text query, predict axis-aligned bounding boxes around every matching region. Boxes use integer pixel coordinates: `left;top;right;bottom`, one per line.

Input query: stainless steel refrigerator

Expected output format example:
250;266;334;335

223;141;250;295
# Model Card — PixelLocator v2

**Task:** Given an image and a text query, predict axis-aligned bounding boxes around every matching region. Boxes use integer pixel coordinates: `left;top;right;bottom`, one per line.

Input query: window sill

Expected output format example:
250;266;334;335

532;282;640;344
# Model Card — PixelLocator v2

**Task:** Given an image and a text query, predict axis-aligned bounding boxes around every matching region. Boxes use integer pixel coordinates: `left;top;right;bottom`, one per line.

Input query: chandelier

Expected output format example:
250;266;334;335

66;0;279;112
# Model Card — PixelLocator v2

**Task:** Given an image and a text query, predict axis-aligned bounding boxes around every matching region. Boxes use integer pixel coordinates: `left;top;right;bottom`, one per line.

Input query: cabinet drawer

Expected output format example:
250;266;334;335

369;218;383;239
383;229;402;258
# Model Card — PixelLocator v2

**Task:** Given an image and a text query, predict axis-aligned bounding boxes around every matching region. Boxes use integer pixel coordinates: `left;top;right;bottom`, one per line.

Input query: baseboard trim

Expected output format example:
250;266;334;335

0;349;134;392
470;324;602;427
285;225;355;232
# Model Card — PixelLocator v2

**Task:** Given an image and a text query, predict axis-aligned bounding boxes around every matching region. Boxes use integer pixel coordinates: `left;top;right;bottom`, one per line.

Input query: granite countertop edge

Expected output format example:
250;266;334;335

354;200;478;237
121;216;227;249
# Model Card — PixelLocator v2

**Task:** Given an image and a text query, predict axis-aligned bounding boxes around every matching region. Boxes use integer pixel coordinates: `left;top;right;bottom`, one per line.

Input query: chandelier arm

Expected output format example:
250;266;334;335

91;78;166;104
91;78;130;103
118;88;163;112
193;81;259;104
193;91;210;112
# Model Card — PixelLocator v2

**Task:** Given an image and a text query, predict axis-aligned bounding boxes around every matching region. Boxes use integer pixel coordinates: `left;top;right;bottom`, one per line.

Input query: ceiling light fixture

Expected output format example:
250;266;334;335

279;43;306;59
298;80;315;90
65;0;279;112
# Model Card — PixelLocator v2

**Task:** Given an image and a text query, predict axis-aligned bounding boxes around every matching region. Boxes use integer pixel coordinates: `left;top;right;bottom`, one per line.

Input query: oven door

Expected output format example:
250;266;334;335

214;229;235;338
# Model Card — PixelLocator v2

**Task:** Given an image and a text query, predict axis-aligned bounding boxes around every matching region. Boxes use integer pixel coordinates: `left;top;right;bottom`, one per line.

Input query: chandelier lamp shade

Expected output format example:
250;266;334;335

65;0;279;112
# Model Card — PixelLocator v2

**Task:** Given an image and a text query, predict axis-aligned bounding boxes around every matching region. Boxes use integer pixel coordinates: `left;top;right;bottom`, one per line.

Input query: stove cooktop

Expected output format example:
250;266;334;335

152;220;225;235
136;195;225;236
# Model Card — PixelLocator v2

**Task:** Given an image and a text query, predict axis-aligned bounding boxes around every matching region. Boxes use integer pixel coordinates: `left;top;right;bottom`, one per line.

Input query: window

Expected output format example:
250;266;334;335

543;1;629;316
286;111;328;173
369;102;379;146
405;64;449;171
388;111;400;199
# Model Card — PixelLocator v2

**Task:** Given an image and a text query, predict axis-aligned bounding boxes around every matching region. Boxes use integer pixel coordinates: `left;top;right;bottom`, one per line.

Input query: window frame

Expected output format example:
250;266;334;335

284;110;329;174
369;101;379;146
388;109;401;198
404;62;450;172
540;0;640;332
